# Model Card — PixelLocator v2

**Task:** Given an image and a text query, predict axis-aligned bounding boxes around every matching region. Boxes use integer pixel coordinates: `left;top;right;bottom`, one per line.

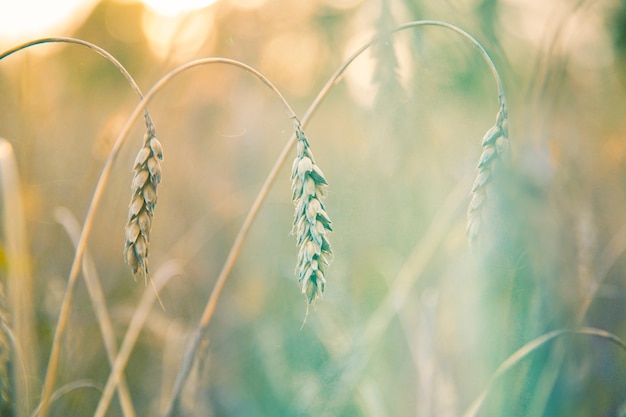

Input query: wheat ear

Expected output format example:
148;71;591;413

290;122;333;304
124;123;164;284
467;97;509;242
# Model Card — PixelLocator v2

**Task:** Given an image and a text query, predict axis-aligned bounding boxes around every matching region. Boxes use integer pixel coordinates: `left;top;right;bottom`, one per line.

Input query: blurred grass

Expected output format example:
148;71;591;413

2;0;626;416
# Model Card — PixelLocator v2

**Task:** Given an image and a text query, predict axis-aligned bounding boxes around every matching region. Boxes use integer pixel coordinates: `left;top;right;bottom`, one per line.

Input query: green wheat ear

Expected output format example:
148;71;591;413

290;122;333;305
467;98;509;243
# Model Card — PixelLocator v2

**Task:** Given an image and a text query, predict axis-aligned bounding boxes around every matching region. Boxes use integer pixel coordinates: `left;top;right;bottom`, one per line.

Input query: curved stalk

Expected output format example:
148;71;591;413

0;37;154;126
17;57;296;417
0;38;153;417
162;19;507;416
462;327;626;417
305;20;506;124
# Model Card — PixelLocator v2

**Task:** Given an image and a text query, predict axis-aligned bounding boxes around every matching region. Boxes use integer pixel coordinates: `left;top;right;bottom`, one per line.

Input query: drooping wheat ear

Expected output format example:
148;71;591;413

291;122;333;304
467;97;509;243
124;123;163;283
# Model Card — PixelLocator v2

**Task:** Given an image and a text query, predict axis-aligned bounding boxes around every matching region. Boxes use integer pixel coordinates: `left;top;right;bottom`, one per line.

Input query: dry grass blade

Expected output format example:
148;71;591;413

313;181;467;417
290;123;333;305
29;380;101;417
92;260;182;417
54;207;137;417
462;327;626;417
0;138;37;417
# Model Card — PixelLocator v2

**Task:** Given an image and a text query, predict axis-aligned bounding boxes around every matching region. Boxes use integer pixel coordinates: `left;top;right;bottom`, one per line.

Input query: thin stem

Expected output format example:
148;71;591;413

0;38;152;417
92;261;182;417
304;20;506;125
25;57;295;417
162;19;507;416
314;181;467;417
0;37;153;126
54;208;137;417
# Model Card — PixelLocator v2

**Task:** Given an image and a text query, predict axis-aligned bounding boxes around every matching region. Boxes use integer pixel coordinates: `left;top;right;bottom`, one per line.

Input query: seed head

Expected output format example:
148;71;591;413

291;123;332;304
467;99;509;243
124;129;163;283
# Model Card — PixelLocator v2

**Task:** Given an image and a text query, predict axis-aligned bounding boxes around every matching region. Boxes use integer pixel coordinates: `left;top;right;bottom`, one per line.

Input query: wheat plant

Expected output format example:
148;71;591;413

0;4;625;417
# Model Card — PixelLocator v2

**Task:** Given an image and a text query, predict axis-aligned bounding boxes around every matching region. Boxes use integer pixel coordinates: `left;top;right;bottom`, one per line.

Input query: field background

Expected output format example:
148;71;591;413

2;0;626;416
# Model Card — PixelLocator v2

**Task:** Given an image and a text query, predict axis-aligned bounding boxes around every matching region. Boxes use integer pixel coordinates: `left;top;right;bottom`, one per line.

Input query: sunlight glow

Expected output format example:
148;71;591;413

139;0;217;16
141;7;215;61
229;0;267;10
0;0;98;47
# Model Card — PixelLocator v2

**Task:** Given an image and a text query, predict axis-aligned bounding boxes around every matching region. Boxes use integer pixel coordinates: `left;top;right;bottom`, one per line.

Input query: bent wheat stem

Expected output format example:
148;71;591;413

0;38;155;417
318;20;508;244
58;57;298;417
0;37;154;127
163;19;508;416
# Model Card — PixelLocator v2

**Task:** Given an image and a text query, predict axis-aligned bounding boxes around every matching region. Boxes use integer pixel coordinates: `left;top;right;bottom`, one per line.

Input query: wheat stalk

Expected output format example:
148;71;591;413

0;38;153;417
303;20;508;244
163;20;508;415
124;124;164;284
291;123;332;304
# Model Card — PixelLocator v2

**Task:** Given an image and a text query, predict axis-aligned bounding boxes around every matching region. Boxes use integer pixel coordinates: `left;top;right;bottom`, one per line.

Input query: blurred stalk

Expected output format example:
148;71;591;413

312;181;466;417
52;57;297;417
92;260;183;417
529;217;626;416
162;19;506;416
0;138;37;417
54;207;137;417
462;327;626;417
